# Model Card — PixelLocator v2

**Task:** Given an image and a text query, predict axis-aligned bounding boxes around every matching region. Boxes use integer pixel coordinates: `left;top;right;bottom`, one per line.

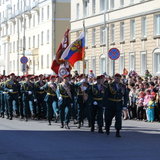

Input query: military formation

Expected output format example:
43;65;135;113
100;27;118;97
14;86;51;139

0;71;143;138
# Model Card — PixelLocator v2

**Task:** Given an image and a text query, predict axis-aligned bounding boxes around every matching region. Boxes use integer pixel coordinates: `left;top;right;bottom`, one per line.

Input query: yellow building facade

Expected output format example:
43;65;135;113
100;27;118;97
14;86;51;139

71;0;160;76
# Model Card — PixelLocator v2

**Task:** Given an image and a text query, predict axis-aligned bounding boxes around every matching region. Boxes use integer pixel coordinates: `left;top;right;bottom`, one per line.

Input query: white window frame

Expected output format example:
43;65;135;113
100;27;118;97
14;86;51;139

47;5;50;20
92;28;96;46
129;52;135;71
141;51;147;75
47;54;49;68
120;0;124;7
100;27;106;45
100;54;106;74
83;0;89;17
85;30;88;47
120;22;124;41
110;0;114;9
130;19;135;40
154;49;160;74
119;54;125;74
41;31;43;45
154;14;160;36
91;56;96;74
47;30;49;43
92;0;96;15
110;24;115;43
141;17;147;38
76;3;80;19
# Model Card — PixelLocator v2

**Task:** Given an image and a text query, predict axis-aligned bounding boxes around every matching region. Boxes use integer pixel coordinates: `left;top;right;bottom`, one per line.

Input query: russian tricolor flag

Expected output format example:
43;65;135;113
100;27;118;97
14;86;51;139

61;32;85;67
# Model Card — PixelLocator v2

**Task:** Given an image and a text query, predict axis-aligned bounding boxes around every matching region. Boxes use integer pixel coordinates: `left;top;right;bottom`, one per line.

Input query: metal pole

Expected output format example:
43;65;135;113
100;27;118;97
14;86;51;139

22;0;26;75
83;20;86;75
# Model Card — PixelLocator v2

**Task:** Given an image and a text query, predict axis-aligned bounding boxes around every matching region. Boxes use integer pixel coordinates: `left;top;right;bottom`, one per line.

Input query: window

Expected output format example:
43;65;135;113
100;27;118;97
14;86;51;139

41;31;43;45
41;55;43;69
130;0;134;4
37;34;39;47
110;24;115;42
119;55;124;74
33;14;35;27
47;54;49;68
28;37;31;49
41;8;44;21
38;13;40;24
91;57;96;74
33;36;35;48
110;0;114;9
141;17;147;37
92;28;96;46
141;51;147;75
154;49;160;73
47;5;49;19
76;3;80;19
13;60;15;71
85;30;88;47
120;22;125;41
84;60;89;74
47;30;49;43
28;18;31;28
109;59;113;76
100;0;108;11
100;27;106;45
120;0;124;7
20;39;23;50
100;55;106;74
92;0;96;14
83;0;89;17
130;19;135;40
13;41;15;52
155;14;160;36
129;53;135;71
10;24;12;35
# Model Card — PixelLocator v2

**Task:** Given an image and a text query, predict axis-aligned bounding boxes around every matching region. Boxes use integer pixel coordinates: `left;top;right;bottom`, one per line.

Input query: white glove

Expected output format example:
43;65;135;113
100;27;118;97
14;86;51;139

59;96;62;101
28;91;32;95
34;99;37;102
93;101;98;105
9;89;13;92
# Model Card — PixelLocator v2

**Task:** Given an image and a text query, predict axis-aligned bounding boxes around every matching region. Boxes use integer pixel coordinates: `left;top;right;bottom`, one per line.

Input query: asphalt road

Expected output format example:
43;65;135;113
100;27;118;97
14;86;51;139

0;118;160;160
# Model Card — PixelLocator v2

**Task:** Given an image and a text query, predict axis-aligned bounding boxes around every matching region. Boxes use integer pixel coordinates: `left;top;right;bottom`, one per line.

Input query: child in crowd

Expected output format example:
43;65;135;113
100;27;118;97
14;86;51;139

146;95;156;122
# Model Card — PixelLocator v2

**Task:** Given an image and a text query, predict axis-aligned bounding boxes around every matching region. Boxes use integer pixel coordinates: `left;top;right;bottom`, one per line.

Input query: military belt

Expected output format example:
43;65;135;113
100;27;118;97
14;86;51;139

37;91;45;94
61;95;69;98
47;93;56;96
93;98;103;101
10;92;18;94
108;98;122;102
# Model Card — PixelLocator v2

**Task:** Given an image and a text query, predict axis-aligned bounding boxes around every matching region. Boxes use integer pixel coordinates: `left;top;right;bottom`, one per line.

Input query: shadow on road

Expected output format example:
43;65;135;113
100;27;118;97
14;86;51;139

0;126;160;160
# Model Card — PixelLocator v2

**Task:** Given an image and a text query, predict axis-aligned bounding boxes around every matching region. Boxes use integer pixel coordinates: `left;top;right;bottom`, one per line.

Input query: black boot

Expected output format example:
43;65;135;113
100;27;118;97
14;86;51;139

77;122;81;129
60;123;64;128
65;123;70;129
48;120;51;125
91;125;94;132
116;130;121;137
106;128;110;135
98;128;104;133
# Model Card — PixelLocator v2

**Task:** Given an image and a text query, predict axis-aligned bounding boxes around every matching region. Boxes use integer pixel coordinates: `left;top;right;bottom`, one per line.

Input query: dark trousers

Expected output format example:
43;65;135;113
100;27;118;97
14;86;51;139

59;98;72;124
105;101;122;131
7;94;19;117
91;104;103;129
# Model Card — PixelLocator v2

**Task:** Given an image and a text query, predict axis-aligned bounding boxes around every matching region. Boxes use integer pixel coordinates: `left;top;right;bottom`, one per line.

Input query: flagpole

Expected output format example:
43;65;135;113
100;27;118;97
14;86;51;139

83;20;86;75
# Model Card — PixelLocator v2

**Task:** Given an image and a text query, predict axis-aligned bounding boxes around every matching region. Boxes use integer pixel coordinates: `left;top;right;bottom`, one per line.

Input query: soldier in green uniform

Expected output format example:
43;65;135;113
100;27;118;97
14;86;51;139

35;74;46;119
4;73;20;120
21;75;36;121
40;75;58;125
90;76;106;133
57;75;74;129
105;73;128;137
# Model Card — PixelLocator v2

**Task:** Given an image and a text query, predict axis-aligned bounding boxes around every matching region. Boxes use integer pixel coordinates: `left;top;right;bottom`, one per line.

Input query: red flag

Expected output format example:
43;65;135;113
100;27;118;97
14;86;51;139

123;68;128;76
51;29;70;74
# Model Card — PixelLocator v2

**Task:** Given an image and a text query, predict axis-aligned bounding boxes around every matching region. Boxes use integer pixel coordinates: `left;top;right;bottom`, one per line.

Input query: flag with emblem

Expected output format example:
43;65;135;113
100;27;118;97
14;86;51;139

51;29;70;75
61;32;85;67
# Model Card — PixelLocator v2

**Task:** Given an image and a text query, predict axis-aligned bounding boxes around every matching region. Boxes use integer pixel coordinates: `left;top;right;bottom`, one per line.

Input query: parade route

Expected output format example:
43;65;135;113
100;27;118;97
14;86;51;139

0;119;160;160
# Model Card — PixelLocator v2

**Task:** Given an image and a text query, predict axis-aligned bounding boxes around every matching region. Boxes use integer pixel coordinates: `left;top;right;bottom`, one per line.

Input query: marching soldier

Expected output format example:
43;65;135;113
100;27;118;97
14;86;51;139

57;75;74;129
90;76;106;133
4;73;20;120
21;75;36;121
35;74;46;119
40;75;58;125
105;73;128;137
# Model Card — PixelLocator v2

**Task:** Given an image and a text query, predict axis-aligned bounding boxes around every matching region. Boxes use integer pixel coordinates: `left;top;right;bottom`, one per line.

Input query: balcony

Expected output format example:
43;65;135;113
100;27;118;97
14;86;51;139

31;1;39;12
